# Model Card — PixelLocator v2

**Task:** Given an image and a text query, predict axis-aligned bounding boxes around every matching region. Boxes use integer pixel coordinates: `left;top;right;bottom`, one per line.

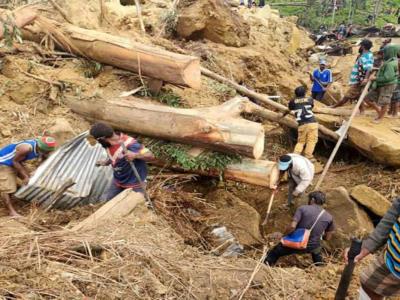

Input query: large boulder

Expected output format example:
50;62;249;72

314;114;400;168
324;187;373;250
176;0;250;47
206;189;262;247
350;185;391;217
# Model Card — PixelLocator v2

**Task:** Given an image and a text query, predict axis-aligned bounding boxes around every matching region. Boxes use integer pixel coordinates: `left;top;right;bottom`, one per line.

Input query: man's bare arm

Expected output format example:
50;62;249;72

12;144;32;183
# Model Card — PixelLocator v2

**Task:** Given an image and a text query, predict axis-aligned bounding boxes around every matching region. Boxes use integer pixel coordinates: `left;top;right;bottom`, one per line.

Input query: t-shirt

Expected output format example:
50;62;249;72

312;68;333;92
293;204;335;249
349;51;374;85
106;135;149;189
288;97;316;126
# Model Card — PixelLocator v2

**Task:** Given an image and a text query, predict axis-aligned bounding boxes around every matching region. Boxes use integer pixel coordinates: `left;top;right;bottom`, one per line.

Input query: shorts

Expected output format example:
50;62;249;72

392;84;400;103
367;84;397;106
0;165;17;194
344;84;363;100
360;254;400;297
311;91;325;101
102;180;145;201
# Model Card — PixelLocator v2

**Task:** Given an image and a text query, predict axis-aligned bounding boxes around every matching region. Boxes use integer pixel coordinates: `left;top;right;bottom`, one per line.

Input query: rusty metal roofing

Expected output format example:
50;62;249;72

15;132;113;209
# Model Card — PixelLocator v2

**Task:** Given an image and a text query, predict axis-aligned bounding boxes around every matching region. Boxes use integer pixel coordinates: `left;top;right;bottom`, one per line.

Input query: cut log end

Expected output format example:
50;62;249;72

253;130;265;160
182;59;201;89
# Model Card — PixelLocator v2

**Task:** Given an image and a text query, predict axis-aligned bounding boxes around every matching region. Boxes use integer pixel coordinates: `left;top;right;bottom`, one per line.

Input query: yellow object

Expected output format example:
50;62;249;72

294;123;319;159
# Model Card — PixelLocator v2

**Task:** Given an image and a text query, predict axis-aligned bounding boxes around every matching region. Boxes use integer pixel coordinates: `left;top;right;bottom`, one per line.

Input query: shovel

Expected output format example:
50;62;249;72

262;189;278;226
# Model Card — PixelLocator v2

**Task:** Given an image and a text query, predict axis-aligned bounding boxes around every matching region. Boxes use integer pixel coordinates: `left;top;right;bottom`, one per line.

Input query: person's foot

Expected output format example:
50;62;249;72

372;118;382;124
9;211;22;218
388;114;399;118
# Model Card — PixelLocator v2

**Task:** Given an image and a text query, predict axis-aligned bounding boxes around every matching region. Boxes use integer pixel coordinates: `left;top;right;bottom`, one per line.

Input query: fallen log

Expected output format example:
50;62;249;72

152;158;279;187
314;106;375;117
67;96;265;159
72;189;145;232
0;7;37;39
22;15;201;88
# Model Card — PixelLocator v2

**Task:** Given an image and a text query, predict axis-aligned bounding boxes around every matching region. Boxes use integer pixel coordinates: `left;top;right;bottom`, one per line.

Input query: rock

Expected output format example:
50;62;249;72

324;187;373;250
176;0;250;47
47;118;75;146
321;82;343;106
350;185;391;217
206;189;262;247
1;129;11;137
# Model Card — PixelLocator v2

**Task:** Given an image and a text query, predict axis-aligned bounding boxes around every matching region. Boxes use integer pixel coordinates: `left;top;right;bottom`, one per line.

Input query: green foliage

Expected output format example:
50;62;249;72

161;9;178;37
1;15;23;48
273;0;399;31
155;90;182;107
148;140;242;173
81;60;103;78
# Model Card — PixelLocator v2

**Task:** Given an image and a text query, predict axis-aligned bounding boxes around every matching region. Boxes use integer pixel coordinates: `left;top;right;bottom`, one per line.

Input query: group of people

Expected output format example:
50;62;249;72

0;123;154;217
311;39;400;123
239;0;265;8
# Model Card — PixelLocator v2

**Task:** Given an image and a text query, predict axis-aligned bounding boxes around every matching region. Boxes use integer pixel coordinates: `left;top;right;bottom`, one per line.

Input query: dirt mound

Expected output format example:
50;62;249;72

176;0;250;47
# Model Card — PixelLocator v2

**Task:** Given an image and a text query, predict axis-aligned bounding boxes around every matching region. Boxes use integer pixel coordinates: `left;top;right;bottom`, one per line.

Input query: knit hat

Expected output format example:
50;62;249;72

278;154;293;171
36;136;57;152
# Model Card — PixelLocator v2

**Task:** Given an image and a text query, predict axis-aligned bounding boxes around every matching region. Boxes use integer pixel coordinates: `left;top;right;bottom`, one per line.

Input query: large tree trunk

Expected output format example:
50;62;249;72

0;7;37;39
67;96;265;159
22;15;200;89
152;158;279;187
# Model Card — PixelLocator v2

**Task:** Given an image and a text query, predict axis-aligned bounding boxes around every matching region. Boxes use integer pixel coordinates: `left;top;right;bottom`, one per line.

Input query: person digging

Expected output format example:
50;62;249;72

264;191;335;266
363;44;399;123
289;86;319;163
344;197;400;300
90;122;154;200
0;136;57;217
270;154;315;206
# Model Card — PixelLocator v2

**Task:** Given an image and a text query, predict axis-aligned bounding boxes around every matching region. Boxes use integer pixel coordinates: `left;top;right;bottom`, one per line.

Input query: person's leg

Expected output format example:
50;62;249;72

374;104;388;123
103;181;125;201
287;177;296;205
0;166;19;217
265;243;301;266
259;0;265;7
1;193;20;217
360;284;384;300
303;123;319;161
310;247;324;266
294;125;306;155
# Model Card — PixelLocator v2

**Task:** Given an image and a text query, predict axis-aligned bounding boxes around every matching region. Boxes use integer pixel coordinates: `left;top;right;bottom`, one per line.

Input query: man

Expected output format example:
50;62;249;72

0;136;57;217
331;39;374;111
90;122;154;200
271;154;315;205
310;59;333;101
265;191;335;266
344;197;400;299
337;23;347;40
364;44;399;123
389;44;400;118
289;86;318;162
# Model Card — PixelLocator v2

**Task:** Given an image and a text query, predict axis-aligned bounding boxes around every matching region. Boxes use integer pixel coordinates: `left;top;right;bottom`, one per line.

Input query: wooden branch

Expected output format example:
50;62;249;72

314;106;375;117
48;0;73;24
134;0;145;33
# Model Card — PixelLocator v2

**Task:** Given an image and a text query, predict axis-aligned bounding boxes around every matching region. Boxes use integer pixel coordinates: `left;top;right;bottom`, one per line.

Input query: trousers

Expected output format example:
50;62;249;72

294;122;318;160
265;243;323;266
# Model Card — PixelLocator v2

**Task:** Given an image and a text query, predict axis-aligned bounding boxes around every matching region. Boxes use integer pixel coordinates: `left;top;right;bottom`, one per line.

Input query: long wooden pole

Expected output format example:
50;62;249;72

262;191;276;226
314;81;372;190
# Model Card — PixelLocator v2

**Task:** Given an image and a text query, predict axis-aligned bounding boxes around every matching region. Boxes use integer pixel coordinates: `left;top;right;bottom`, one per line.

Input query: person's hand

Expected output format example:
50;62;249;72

368;75;376;81
96;160;109;167
292;190;301;197
344;247;370;264
22;176;30;185
360;79;369;86
124;151;138;161
270;184;278;190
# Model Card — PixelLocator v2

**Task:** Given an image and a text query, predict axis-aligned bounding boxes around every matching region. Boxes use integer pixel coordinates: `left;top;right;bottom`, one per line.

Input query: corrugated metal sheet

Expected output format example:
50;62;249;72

15;132;113;209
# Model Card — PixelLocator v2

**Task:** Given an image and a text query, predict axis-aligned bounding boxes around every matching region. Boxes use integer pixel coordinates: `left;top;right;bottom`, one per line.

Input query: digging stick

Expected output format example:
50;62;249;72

262;190;277;226
120;143;154;210
314;80;372;190
334;238;362;300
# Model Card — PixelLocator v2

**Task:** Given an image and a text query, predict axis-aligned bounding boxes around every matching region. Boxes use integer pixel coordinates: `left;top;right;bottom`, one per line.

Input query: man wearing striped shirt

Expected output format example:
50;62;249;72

345;197;400;299
332;39;374;111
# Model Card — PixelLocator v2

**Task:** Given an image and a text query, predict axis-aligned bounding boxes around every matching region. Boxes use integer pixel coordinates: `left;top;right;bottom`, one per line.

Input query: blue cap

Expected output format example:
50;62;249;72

278;155;293;171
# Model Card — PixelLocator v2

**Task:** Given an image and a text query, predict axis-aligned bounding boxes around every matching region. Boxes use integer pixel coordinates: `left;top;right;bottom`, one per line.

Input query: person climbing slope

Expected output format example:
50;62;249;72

364;44;399;123
289;86;319;162
0;136;57;217
90;122;154;200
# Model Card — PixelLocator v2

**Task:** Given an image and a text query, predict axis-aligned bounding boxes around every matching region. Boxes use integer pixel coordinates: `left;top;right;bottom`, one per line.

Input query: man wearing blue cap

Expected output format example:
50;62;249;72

310;59;333;101
271;154;315;205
